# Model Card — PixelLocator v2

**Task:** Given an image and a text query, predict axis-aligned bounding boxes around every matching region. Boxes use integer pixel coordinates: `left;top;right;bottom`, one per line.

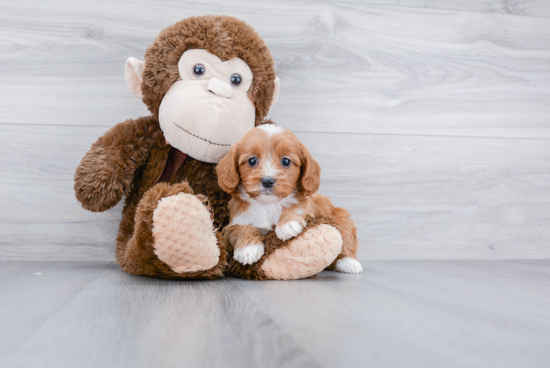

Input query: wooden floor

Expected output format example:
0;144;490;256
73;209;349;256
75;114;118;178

1;260;549;368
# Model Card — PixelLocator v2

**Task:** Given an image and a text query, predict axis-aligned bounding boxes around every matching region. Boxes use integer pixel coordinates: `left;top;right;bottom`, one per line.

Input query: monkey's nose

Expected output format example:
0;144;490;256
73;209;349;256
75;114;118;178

261;177;275;189
207;77;233;98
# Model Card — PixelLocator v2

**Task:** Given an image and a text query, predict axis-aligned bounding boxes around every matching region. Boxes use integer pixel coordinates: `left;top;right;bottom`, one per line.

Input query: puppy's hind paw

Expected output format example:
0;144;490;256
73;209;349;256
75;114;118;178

233;244;265;265
275;220;304;241
334;257;363;274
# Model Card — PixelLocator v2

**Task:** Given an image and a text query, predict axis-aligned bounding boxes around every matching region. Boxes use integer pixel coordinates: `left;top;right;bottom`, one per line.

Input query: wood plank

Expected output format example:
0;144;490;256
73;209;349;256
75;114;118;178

1;262;320;368
1;1;549;139
232;260;550;368
330;0;550;18
300;132;550;260
1;124;549;261
2;260;549;368
0;261;108;356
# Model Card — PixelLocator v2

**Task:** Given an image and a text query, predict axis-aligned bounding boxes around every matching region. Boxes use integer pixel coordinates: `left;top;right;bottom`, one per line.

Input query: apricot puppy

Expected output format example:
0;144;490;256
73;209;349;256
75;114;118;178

216;122;362;273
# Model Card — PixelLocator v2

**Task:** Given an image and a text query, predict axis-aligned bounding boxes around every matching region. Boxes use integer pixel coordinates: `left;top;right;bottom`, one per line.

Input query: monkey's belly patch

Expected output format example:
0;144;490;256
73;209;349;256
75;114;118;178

152;192;220;273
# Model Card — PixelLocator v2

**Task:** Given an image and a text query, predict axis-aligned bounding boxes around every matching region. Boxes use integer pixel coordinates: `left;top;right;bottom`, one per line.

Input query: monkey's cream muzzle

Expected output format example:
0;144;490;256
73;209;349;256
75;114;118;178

158;50;256;164
125;49;280;164
207;77;233;98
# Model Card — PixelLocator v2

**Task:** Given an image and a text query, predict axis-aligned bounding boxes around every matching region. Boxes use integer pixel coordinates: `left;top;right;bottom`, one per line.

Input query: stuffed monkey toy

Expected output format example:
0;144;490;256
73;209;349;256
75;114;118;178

74;15;343;280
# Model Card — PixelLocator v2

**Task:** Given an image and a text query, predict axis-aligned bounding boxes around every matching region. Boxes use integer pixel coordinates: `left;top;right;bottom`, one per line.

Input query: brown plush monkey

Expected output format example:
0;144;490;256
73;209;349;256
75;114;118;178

74;15;343;280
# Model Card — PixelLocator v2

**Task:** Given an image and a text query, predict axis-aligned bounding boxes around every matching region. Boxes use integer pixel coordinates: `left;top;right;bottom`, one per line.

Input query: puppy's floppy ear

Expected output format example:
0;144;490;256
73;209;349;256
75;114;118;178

299;144;321;196
216;143;240;194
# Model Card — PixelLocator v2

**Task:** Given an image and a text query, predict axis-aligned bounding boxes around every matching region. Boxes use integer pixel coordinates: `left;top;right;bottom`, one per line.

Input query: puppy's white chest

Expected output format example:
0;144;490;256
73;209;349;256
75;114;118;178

231;202;282;233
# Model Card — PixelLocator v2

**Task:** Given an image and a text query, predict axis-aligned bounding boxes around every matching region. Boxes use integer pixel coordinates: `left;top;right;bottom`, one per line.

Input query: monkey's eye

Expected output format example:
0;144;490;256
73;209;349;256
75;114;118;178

281;157;291;167
230;73;242;86
247;157;258;167
193;64;206;77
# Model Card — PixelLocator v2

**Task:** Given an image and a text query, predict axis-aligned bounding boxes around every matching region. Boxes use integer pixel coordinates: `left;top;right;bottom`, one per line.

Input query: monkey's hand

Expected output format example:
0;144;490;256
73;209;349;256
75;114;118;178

74;116;161;212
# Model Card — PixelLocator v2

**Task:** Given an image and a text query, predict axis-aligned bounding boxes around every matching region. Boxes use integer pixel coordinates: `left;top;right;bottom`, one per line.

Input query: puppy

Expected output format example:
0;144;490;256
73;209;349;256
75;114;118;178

216;123;363;274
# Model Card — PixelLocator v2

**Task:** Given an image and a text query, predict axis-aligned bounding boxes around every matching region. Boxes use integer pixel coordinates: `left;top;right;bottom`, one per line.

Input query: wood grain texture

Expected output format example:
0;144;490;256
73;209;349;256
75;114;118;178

0;0;549;261
1;0;550;138
233;260;550;368
1;261;320;368
0;261;108;356
328;0;550;18
1;124;549;261
1;260;550;368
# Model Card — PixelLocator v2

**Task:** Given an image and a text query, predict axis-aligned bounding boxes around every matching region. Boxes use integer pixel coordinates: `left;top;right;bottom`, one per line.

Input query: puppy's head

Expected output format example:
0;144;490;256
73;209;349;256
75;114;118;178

216;122;321;202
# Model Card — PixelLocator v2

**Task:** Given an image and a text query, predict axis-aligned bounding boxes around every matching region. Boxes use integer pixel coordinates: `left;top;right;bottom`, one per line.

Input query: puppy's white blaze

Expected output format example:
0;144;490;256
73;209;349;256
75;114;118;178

261;154;280;178
334;257;363;274
258;124;284;136
275;220;304;241
233;244;264;265
294;208;306;216
232;189;298;232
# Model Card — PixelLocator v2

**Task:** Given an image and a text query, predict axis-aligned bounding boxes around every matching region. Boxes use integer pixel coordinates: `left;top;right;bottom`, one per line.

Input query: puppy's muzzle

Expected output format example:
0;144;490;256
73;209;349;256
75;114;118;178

261;176;275;189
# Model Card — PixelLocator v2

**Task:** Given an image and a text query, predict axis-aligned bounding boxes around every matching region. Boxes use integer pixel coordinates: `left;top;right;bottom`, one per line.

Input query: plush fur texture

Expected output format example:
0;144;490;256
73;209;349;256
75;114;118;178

217;123;361;277
152;192;220;273
75;116;229;279
141;15;276;126
75;16;345;280
262;224;342;280
224;217;343;280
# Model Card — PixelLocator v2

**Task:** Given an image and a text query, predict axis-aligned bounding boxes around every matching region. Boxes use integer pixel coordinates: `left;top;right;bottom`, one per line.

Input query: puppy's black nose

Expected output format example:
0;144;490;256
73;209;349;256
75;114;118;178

261;177;275;188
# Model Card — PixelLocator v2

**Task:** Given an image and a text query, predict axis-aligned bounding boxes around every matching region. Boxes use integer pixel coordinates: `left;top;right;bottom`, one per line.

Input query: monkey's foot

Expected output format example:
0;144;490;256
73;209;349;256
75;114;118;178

261;224;343;280
152;192;220;273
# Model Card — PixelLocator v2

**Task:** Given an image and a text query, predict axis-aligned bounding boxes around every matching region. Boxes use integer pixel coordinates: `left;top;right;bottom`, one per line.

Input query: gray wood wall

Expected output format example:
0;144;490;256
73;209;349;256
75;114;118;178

1;0;549;261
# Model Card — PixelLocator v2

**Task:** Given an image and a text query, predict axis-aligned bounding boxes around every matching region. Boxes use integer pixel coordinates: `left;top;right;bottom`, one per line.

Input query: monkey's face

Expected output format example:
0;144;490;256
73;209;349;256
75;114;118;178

156;49;256;163
125;16;280;164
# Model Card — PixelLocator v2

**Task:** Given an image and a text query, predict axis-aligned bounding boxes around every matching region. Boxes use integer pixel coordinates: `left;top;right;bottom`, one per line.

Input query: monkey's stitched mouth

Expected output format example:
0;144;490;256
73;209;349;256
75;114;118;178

173;122;231;146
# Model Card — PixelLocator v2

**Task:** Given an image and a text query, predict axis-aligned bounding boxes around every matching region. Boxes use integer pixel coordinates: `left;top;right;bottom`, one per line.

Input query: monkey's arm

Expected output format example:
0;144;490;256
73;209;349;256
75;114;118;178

74;116;161;212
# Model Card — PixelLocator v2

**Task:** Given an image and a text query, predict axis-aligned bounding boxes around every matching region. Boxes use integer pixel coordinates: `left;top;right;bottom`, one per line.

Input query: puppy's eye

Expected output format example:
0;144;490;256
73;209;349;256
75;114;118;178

193;64;206;77
247;157;258;167
281;157;291;167
230;73;242;86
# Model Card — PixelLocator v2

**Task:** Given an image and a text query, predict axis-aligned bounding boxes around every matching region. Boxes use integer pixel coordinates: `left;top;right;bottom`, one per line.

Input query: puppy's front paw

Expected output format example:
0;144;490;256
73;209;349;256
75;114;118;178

275;220;304;241
334;257;363;274
233;244;265;265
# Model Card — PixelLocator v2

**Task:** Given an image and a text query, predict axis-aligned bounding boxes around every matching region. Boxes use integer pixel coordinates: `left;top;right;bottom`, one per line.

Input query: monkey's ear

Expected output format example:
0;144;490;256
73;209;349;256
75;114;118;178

271;77;280;108
125;57;145;98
